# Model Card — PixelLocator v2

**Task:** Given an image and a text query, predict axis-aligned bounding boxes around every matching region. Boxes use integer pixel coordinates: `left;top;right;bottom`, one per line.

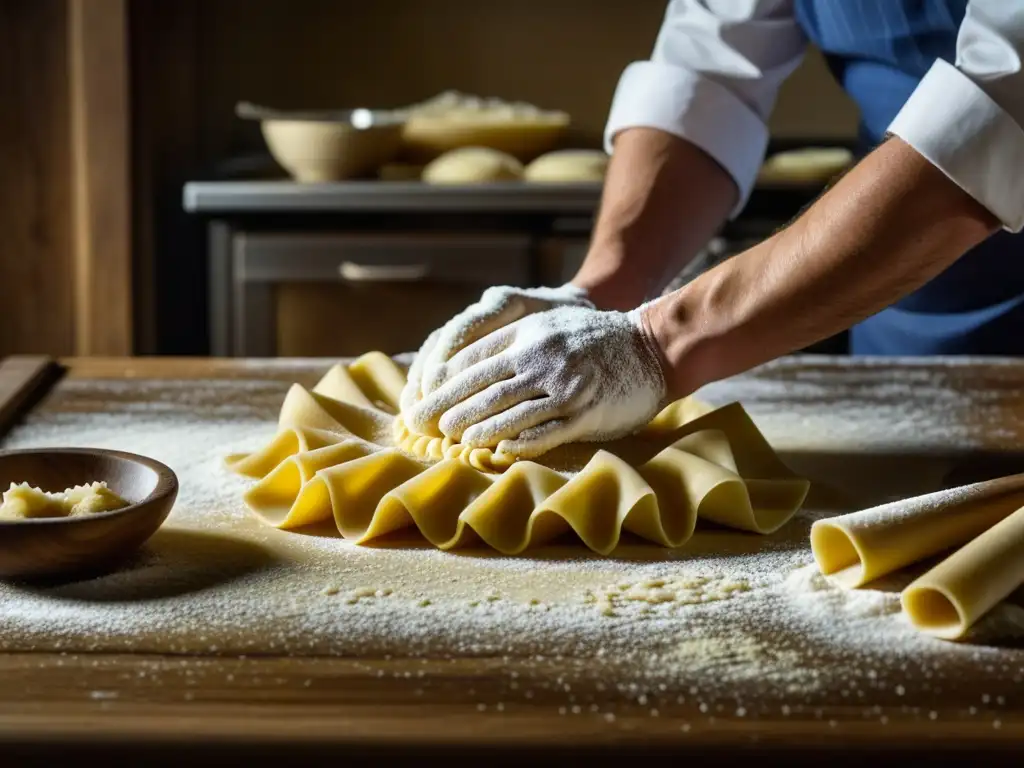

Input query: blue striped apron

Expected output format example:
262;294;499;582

794;0;1024;355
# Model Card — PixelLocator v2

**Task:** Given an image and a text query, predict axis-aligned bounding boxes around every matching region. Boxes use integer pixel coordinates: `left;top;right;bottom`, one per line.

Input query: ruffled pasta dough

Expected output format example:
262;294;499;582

226;352;809;554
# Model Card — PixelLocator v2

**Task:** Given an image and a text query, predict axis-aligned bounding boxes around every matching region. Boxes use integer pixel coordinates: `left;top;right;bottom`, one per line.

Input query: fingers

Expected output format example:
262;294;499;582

448;295;529;353
399;329;441;415
460;397;564;449
406;354;515;435
423;324;517;394
438;379;545;442
419;293;528;389
496;417;582;459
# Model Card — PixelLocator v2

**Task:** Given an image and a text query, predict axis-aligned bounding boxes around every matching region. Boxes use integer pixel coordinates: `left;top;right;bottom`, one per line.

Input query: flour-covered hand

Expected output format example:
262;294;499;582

405;305;668;458
398;283;593;420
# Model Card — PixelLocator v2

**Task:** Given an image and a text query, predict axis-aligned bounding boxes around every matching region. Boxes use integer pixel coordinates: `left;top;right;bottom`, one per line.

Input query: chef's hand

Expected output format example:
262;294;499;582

404;304;668;458
399;283;594;419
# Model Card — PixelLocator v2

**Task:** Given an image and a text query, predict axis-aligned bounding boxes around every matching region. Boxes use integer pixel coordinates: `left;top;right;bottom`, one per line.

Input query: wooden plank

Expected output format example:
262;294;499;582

58;355;340;383
0;355;1022;761
68;0;133;356
0;356;63;438
0;0;75;358
0;653;1019;759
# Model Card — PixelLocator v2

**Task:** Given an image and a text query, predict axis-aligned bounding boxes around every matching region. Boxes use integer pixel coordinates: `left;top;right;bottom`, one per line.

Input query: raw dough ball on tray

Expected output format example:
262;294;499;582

422;147;524;183
524;149;608;182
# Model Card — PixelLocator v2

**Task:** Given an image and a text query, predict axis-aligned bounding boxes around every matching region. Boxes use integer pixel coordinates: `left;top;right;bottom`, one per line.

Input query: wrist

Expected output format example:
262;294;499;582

635;286;730;401
570;242;652;311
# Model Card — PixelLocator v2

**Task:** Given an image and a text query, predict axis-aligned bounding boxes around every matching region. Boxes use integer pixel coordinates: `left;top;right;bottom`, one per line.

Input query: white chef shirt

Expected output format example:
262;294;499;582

604;0;1024;232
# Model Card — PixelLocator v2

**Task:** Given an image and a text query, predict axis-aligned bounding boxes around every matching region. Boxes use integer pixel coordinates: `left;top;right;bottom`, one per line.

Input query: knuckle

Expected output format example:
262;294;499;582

483;286;514;304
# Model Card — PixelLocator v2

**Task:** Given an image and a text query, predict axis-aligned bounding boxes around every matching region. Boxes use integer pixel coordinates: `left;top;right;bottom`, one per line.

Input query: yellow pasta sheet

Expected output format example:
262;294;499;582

226;352;809;555
902;505;1024;640
810;474;1024;639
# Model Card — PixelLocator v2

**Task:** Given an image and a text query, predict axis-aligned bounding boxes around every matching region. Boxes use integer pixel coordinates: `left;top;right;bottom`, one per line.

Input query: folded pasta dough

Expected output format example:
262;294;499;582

392;396;718;473
901;505;1024;640
226;351;810;554
810;474;1024;588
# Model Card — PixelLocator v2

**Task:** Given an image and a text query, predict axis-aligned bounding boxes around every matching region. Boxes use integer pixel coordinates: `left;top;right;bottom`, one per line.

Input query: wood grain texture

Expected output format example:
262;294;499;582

1;355;1024;761
69;0;133;356
276;281;486;357
0;0;75;357
0;652;1019;761
0;356;63;439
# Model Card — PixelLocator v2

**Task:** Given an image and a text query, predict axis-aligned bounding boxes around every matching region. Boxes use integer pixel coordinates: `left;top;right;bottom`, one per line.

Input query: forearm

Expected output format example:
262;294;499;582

644;136;1001;398
570;127;738;311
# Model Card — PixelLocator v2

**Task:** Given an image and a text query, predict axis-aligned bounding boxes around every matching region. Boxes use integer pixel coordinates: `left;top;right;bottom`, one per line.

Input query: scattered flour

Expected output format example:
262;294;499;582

588;575;751;617
784;564;903;620
0;356;1022;717
831;484;994;529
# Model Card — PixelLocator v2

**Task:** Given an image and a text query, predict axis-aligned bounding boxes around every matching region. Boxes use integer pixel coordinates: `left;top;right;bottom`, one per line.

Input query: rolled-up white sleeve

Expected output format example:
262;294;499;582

888;1;1024;232
604;0;807;217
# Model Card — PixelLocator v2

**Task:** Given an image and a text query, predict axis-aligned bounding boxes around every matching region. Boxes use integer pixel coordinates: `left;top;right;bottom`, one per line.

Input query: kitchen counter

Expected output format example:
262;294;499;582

182;179;822;227
2;354;1022;765
183;180;825;359
183;180;605;215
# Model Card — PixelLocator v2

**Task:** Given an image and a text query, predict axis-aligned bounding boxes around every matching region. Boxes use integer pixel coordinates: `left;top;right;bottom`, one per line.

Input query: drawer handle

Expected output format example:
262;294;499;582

338;261;430;282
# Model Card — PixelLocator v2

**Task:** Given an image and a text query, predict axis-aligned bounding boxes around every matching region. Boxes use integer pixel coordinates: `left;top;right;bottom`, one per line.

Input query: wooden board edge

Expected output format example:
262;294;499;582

0;356;66;439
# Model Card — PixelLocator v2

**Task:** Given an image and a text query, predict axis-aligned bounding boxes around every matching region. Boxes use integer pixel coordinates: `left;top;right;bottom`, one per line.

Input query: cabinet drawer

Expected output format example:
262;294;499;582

276;281;487;357
235;232;532;286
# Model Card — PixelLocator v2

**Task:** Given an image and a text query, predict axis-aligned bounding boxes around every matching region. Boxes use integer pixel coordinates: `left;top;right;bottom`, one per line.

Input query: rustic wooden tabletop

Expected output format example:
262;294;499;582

1;354;1023;766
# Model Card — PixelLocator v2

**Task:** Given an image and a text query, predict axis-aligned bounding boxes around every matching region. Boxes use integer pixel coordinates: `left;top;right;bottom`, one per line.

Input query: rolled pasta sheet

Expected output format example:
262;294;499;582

902;504;1024;640
810;474;1024;588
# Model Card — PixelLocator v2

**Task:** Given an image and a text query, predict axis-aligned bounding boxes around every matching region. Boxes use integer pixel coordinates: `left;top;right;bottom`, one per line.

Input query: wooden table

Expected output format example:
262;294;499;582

1;354;1023;766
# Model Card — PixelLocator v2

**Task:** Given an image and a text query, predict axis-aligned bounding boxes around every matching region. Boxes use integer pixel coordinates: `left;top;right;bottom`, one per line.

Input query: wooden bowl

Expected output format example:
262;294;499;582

0;448;178;582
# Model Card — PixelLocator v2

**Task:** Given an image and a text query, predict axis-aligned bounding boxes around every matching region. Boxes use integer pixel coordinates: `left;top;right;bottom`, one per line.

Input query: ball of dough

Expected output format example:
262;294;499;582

524;149;609;182
421;147;524;184
757;147;853;184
